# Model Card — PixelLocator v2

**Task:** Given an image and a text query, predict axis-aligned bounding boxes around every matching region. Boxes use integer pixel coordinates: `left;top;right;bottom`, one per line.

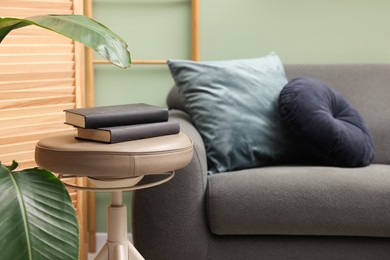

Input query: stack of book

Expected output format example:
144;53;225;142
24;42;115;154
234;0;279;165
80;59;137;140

64;103;180;144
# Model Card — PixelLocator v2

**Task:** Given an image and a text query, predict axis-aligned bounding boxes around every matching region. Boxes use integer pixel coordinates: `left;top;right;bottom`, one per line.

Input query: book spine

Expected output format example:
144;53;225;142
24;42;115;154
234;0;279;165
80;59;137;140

109;122;180;144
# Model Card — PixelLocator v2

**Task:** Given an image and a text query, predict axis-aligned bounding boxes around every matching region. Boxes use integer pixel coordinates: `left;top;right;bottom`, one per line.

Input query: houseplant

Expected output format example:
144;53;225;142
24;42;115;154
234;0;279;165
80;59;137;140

0;15;131;259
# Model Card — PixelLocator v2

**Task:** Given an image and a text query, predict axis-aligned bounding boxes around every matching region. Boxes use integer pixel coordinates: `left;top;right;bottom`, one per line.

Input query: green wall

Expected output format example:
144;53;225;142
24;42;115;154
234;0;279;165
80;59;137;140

201;1;390;63
93;0;191;107
92;0;390;232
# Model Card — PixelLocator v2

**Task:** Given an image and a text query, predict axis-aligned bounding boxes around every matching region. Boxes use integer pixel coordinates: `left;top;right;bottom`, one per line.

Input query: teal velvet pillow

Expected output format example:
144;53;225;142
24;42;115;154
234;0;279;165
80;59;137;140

168;53;297;174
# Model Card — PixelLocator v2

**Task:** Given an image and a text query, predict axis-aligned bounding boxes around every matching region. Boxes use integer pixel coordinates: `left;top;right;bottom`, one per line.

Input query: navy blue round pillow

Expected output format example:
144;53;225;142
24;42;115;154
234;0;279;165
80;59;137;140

279;77;374;167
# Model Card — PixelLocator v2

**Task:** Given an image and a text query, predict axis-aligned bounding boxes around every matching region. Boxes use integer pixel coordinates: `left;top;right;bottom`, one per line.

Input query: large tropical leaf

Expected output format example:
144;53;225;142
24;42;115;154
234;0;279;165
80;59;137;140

0;162;79;260
0;15;131;68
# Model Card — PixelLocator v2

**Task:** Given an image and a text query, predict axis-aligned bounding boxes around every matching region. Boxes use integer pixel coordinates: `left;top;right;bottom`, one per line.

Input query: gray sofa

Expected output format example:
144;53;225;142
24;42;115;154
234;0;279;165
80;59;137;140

133;64;390;260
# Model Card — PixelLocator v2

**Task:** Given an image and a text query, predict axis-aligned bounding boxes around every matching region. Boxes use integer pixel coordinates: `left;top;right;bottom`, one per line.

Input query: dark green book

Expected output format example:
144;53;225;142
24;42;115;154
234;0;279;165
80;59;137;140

64;103;168;128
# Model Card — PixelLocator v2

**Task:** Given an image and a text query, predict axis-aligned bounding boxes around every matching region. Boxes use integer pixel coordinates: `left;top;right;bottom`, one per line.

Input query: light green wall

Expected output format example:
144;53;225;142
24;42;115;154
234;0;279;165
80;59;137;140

201;1;390;63
93;0;191;107
92;0;390;232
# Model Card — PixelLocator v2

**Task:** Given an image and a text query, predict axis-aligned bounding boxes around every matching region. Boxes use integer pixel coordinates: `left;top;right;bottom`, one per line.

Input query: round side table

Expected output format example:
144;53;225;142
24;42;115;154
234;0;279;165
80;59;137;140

35;132;193;260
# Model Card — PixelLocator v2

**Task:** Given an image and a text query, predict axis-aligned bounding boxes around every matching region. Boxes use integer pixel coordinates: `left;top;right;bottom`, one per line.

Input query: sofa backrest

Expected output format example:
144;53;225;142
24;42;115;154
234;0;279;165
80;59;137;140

284;64;390;164
167;64;390;164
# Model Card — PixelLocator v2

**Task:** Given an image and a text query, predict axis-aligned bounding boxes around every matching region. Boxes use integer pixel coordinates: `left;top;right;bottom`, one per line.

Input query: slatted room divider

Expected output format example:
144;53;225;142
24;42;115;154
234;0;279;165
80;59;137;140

0;1;88;259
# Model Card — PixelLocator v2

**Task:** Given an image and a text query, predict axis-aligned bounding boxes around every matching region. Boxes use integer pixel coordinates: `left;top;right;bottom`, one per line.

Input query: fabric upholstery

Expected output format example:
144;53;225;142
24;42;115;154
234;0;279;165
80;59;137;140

207;164;390;237
134;110;390;260
135;65;390;260
166;85;187;112
208;236;390;260
168;53;300;174
133;110;209;260
279;76;374;167
167;64;390;165
284;64;390;165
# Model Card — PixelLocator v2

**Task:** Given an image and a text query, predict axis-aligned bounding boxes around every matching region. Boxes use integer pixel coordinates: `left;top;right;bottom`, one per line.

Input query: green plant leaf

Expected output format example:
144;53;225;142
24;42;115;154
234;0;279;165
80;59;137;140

0;163;79;260
5;160;18;171
0;15;131;68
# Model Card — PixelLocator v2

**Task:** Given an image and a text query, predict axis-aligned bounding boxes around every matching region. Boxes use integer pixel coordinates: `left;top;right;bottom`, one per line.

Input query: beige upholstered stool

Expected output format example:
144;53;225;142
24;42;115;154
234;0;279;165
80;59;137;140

35;132;193;260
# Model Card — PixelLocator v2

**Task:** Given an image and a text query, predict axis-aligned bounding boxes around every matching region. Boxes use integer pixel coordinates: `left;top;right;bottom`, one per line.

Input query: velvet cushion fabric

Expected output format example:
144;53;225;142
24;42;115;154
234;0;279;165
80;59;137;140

279;77;374;167
168;53;299;174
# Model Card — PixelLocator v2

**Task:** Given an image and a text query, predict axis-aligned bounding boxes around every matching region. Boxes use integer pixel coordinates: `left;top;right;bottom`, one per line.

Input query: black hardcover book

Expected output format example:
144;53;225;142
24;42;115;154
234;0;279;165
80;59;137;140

75;121;180;144
64;103;168;128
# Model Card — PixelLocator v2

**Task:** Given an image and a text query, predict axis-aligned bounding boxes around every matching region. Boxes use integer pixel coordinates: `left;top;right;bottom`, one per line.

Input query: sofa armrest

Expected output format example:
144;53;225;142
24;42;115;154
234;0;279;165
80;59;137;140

133;109;210;260
169;109;208;177
166;85;188;113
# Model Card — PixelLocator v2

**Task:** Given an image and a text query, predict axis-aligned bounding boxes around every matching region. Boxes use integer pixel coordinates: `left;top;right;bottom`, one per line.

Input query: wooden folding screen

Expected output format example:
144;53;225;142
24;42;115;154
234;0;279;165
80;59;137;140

0;1;87;259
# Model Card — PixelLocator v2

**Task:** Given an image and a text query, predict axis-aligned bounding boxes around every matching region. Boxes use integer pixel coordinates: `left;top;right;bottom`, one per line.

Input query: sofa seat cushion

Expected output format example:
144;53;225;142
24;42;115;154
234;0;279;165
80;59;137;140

207;164;390;237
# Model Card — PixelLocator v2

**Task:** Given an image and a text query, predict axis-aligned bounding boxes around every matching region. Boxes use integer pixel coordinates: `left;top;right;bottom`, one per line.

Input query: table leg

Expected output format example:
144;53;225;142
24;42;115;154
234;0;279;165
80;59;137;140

94;191;144;260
